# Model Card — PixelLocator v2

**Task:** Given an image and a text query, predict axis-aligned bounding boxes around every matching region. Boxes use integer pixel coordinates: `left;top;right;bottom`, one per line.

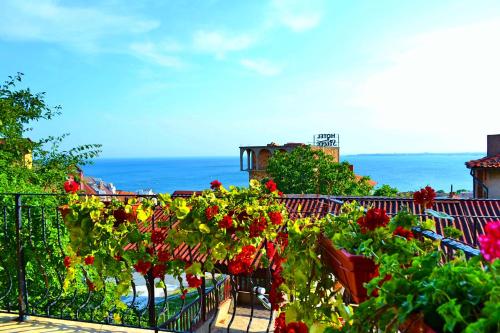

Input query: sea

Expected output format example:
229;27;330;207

82;153;484;194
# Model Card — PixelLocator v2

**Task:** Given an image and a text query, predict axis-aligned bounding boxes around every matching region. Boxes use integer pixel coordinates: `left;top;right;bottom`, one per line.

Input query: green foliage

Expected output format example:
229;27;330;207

279;216;350;331
323;202;428;262
348;253;500;333
0;73;101;194
373;184;399;197
266;146;373;195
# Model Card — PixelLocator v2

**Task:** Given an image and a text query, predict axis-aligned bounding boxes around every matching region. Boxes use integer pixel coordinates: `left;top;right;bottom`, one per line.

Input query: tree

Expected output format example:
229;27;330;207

266;145;373;195
0;73;101;194
373;184;399;197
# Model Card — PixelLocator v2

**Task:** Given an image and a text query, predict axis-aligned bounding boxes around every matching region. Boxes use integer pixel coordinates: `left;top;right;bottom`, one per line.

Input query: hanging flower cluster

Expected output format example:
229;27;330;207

357;208;390;233
413;186;436;209
228;245;257;275
64;179;80;193
393;226;414;240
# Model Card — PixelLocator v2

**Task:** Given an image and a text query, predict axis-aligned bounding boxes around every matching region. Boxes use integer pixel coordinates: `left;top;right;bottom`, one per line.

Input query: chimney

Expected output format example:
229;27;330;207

487;134;500;157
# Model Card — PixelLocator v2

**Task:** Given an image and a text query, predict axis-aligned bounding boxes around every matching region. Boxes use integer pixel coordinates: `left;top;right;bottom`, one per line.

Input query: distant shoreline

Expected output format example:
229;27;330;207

93;152;485;160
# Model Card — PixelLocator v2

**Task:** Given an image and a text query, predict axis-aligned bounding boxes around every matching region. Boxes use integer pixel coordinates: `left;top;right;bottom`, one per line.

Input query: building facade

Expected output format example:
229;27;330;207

466;134;500;199
239;142;340;181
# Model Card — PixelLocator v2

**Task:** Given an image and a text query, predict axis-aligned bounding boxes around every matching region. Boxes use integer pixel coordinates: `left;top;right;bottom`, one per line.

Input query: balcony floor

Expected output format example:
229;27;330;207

0;313;154;333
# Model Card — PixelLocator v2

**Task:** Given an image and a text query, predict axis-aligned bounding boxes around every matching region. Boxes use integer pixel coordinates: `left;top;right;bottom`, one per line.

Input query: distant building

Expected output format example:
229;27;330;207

466;134;500;198
239;140;340;181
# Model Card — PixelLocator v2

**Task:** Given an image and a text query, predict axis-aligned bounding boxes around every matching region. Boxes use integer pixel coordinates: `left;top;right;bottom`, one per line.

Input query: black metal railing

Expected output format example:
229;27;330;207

0;192;484;332
0;193;239;333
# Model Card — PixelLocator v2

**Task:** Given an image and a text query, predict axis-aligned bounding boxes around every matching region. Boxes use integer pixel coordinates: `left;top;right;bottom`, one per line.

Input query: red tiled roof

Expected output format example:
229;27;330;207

335;197;500;246
465;154;500;168
139;193;499;274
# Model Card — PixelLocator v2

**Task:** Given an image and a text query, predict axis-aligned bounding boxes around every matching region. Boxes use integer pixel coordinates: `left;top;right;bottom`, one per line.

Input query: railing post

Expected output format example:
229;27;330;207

146;271;156;328
201;276;206;322
15;194;28;321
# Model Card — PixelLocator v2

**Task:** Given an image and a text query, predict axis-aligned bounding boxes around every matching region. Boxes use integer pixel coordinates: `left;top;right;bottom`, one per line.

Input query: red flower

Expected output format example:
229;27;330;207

265;180;278;192
276;232;289;249
269;286;285;310
157;250;170;262
151;229;166;244
146;247;154;255
479;220;500;263
86;279;96;291
268;211;283;225
286;322;308;333
133;260;152;275
210;180;222;190
180;289;187;300
152;264;166;278
64;256;71;268
275;313;286;333
228;245;256;275
357;208;390;233
249;216;267;238
266;242;276;259
413;186;436;209
205;205;219;220
186;274;203;288
64;180;80;193
218;215;233;229
393;226;414;240
84;256;95;265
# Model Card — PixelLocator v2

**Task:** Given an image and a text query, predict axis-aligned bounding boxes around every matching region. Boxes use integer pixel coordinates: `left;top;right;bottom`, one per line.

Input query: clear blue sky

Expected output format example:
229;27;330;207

1;0;499;157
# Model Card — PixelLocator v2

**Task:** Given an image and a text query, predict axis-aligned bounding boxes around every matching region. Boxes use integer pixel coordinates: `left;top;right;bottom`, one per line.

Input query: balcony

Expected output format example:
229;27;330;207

0;191;495;333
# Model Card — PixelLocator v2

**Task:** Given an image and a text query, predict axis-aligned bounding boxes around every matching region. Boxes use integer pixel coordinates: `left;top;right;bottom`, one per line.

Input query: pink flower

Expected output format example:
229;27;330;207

479;220;500;263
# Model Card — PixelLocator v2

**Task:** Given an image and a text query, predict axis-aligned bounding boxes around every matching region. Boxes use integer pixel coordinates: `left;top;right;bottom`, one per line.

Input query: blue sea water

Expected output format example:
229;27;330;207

83;153;484;193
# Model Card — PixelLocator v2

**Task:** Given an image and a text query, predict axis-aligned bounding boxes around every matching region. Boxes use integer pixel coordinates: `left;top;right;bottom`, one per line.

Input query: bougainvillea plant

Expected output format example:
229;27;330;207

161;179;286;278
61;179;287;311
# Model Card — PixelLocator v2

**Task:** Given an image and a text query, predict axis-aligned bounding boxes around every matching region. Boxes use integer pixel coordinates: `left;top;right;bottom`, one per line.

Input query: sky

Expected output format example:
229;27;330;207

1;0;499;158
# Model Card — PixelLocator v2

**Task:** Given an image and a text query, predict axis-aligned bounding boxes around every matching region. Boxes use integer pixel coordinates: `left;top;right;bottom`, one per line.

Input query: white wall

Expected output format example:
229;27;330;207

485;169;500;198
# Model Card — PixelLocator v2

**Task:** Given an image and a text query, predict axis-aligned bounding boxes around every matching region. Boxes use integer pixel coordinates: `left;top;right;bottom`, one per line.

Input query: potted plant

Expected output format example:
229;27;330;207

320;200;427;303
343;220;500;333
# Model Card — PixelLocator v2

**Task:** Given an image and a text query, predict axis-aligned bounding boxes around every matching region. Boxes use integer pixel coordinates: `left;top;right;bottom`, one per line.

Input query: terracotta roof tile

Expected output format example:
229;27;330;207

465;154;500;168
140;192;499;273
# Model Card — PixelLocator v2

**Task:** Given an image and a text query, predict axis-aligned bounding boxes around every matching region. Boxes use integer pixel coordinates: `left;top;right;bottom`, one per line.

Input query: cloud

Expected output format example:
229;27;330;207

351;20;500;152
240;59;282;76
0;0;159;52
270;0;322;32
129;42;184;68
192;30;255;59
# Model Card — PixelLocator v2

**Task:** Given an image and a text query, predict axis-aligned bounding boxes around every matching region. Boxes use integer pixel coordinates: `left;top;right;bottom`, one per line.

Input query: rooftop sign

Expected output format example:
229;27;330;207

314;133;339;147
